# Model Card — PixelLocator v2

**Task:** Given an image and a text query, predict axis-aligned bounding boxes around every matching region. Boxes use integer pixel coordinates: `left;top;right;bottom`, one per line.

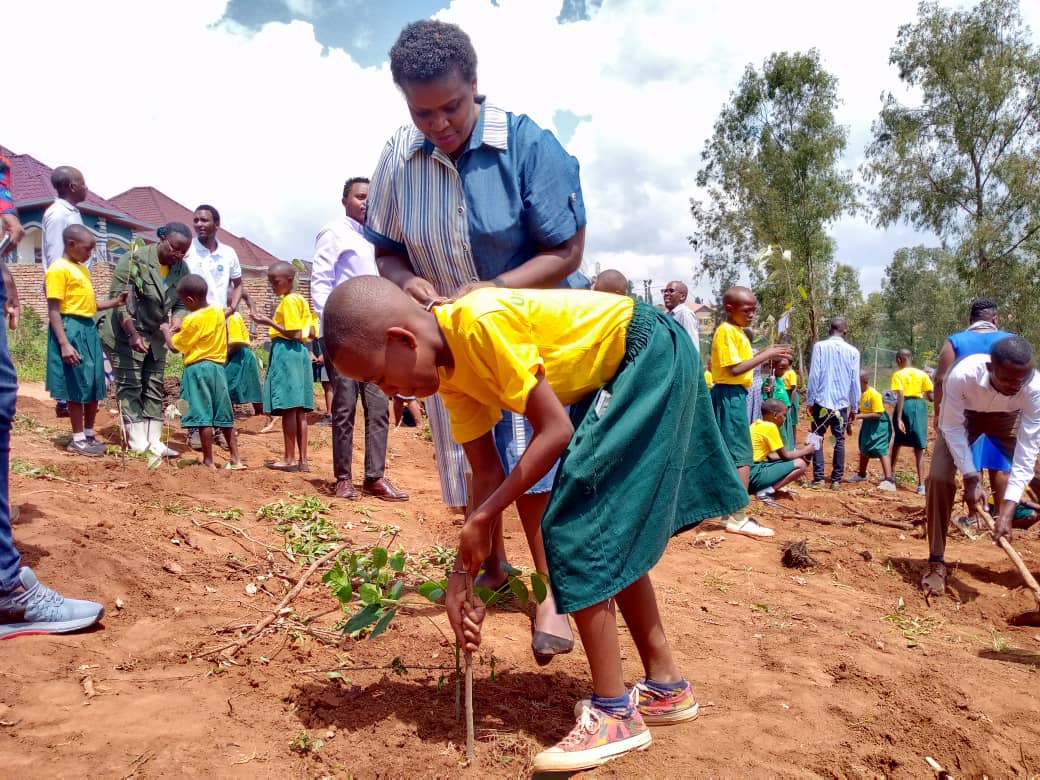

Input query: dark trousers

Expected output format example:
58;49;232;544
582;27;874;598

109;341;166;421
324;339;389;483
926;412;1017;561
0;274;21;590
810;404;848;483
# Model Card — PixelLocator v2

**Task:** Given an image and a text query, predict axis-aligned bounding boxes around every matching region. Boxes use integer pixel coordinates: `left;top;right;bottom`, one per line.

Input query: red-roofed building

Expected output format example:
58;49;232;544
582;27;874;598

109;186;280;271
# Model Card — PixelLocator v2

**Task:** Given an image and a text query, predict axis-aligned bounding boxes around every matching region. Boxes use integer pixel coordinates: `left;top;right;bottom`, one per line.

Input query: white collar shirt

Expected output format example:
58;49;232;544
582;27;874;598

185;237;242;309
939;352;1040;503
666;303;700;352
310;215;377;319
42;198;85;271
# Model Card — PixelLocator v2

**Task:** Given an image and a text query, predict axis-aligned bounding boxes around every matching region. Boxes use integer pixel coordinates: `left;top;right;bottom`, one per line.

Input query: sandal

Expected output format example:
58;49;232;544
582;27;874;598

264;461;298;472
224;462;248;470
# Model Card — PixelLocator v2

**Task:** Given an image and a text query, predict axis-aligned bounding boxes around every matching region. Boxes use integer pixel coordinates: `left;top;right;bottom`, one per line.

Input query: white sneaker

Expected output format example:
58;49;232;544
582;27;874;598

754;489;774;500
845;474;867;483
724;514;775;538
878;480;897;492
916;484;926;495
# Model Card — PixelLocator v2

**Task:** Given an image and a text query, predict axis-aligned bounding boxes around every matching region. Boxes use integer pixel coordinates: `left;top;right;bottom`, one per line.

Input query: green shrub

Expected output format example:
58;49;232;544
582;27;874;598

9;307;48;382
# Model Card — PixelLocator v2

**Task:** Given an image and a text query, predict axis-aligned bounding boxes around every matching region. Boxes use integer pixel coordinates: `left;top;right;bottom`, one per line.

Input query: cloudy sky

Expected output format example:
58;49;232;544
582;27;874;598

6;0;1038;304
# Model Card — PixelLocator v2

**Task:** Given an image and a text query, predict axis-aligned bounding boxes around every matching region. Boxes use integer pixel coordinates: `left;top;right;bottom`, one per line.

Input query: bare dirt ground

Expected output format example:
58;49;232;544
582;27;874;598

3;384;1040;779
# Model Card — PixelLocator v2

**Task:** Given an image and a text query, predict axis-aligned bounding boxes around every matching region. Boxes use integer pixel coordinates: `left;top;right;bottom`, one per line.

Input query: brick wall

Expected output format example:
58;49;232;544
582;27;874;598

8;264;311;335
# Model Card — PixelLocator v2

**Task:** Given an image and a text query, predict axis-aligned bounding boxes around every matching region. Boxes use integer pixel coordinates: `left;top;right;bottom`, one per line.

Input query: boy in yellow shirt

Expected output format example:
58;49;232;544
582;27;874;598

749;399;814;502
45;225;126;456
322;277;748;773
891;349;934;494
170;275;243;469
251;262;313;472
710;286;792;537
847;370;896;491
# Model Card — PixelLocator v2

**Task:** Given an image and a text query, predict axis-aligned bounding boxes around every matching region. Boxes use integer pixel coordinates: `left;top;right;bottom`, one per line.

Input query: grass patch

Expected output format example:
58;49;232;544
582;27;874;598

258;494;340;563
10;307;48;382
11;457;59;479
883;597;943;647
892;470;918;487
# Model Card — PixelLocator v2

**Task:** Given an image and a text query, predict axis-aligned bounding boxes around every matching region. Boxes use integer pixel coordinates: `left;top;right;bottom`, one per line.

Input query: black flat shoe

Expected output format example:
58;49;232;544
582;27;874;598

532;630;575;666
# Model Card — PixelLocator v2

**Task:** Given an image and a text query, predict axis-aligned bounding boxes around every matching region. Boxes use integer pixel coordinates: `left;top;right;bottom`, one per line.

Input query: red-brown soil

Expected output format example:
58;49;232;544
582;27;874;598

3;385;1040;778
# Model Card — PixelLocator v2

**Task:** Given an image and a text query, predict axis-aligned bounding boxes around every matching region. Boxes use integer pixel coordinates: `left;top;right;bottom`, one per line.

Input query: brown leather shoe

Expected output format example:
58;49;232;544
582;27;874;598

334;479;358;499
362;477;408;502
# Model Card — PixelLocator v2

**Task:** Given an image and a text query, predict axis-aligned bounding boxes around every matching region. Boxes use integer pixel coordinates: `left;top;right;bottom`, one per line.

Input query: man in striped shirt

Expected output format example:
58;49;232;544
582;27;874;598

806;318;861;487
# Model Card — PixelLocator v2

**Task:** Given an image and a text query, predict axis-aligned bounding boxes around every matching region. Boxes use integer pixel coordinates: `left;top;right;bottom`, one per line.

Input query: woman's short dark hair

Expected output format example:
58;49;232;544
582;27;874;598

158;221;192;241
389;20;477;86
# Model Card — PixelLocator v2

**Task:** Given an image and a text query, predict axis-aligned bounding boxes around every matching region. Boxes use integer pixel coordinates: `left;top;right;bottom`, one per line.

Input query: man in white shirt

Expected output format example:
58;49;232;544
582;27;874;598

923;336;1040;596
312;177;406;502
42;166;88;272
43;166;89;418
184;204;242;314
662;280;700;352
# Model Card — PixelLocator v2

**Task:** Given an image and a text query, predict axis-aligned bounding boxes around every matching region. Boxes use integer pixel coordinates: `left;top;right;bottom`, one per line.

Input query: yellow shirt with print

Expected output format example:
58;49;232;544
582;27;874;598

711;321;753;387
172;306;228;366
227;312;251;347
782;368;798;392
750;418;784;463
45;257;96;317
434;288;634;444
859;386;884;414
270;293;311;341
891;367;933;398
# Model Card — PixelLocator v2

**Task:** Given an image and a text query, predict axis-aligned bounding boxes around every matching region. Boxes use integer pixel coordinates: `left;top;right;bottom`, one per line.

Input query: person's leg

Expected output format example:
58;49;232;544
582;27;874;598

810;406;826;483
516;491;573;645
223;427;242;466
68;402;86;439
614;574;681;684
572;599;625;698
914;447;926;488
393;396;404;427
281;410;299;464
989;468;1009;506
0;291;21;592
880;453;894;481
322;382;333;414
830;409;847;484
891;443;902;475
857;453;869;478
925;433;957;562
84;400;98;434
329;371;359;482
359;382;389;481
775;458;808;489
297;409;309;467
199;426;215;467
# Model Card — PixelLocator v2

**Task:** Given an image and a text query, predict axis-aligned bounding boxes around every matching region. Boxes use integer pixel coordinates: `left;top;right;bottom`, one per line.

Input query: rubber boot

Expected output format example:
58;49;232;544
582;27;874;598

147;419;178;458
126;420;148;453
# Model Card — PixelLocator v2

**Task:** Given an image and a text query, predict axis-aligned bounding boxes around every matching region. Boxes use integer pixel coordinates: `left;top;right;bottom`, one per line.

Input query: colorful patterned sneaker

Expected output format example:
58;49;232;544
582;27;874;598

575;680;700;725
0;568;104;639
635;679;700;725
533;693;651;773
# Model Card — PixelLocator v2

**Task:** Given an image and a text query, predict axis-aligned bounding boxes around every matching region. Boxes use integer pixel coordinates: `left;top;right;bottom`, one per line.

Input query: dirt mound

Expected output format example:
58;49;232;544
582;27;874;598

3;386;1040;777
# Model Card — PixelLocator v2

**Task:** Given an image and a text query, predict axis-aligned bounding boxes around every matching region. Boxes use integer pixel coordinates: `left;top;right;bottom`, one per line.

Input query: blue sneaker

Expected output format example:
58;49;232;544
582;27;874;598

0;568;104;639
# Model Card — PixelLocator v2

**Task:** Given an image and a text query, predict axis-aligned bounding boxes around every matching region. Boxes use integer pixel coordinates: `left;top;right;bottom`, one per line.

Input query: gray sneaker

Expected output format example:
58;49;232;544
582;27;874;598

0;567;104;639
187;429;202;450
66;438;105;457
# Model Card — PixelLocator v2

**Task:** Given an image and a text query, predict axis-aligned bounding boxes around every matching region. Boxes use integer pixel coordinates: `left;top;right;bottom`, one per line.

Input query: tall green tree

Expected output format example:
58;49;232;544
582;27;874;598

690;49;858;357
864;0;1040;298
826;262;864;320
881;246;970;360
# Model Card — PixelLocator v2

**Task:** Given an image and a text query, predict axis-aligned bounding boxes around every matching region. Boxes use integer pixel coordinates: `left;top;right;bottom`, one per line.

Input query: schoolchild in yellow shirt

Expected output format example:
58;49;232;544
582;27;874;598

891;349;934;494
224;290;269;430
322;277;748;774
45;225;127;456
709;286;792;537
170;275;243;469
847;370;896;491
309;309;334;422
748;399;815;502
703;356;714;389
251;262;313;472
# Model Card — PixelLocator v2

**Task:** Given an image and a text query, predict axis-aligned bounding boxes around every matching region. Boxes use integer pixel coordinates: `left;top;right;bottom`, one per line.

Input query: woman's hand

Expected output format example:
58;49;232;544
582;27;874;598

402;275;442;306
129;334;148;354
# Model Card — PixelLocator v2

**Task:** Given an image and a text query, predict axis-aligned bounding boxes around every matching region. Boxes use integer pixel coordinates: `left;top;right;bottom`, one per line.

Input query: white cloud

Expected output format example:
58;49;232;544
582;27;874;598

6;0;1038;306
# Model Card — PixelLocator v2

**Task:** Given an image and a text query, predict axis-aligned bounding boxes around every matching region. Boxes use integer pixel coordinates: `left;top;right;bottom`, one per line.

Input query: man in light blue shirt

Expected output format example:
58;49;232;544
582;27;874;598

806;318;861;486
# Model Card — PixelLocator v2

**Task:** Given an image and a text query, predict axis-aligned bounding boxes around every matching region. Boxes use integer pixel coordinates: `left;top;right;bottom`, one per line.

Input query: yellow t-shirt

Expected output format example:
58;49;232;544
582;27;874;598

711;321;753;387
782;369;798;391
859;386;884;414
307;309;321;340
434;288;634;444
227;312;251;347
750;418;784;463
172;306;228;366
704;369;714;388
270;293;311;341
44;257;96;317
891;367;933;398
159;264;170;279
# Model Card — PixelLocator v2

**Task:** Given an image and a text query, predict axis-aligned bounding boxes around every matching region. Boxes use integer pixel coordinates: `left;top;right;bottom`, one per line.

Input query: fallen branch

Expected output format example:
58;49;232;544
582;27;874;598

761;508;862;527
197;541;350;660
192;517;283;555
839;501;914;531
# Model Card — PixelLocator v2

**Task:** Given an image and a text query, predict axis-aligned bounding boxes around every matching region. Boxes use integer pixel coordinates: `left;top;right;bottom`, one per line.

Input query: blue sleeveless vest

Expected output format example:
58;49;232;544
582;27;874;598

948;328;1014;360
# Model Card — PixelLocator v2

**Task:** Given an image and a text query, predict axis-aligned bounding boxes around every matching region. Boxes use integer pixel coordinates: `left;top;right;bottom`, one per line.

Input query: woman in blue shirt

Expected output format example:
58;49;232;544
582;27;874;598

366;20;586;664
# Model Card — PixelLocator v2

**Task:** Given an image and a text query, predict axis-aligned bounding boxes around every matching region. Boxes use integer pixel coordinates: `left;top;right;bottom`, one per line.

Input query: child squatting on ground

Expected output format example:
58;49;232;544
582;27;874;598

322;276;750;773
168;274;244;469
45;225;127;456
749;398;815;504
252;261;314;472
